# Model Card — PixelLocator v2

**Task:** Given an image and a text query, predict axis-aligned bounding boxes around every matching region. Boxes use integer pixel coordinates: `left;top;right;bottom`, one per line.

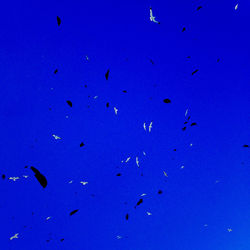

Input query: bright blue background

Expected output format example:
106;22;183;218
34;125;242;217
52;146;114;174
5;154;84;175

0;0;249;249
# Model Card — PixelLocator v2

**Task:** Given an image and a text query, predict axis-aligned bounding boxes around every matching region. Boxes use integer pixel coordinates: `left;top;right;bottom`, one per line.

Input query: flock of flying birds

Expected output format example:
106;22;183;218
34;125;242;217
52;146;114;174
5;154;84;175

3;3;248;244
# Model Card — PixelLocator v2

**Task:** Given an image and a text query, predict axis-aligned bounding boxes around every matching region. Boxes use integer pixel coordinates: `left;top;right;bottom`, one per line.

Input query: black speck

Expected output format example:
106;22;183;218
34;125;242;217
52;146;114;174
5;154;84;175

182;27;186;32
2;174;6;180
80;142;85;147
84;84;87;88
158;190;163;194
184;121;188;124
106;102;110;108
105;69;110;80
173;149;177;151
196;6;202;11
163;98;171;103
243;145;249;148
135;198;143;208
192;69;199;75
60;238;64;242
66;100;72;107
54;69;58;74
116;173;121;176
125;213;129;220
217;58;220;63
182;127;187;131
30;166;47;188
190;122;197;126
69;209;79;216
122;90;127;93
57;16;61;26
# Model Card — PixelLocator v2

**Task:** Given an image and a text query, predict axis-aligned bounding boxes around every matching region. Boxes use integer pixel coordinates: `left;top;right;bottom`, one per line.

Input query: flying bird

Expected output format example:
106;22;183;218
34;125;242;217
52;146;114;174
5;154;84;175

80;181;88;185
149;121;153;132
69;209;79;216
192;69;199;75
114;107;118;115
136;157;139;167
105;69;110;80
57;16;61;26
9;177;20;181
143;123;146;131
10;233;19;240
150;8;160;24
52;134;61;140
30;166;47;188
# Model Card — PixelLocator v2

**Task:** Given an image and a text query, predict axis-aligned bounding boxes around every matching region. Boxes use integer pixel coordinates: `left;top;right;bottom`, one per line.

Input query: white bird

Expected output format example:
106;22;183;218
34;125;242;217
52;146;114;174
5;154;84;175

116;235;122;239
143;151;146;156
185;108;188;117
235;4;238;10
80;181;88;185
149;121;153;132
68;180;73;184
125;157;131;163
9;177;20;182
136;157;139;167
143;122;146;131
46;217;51;220
22;175;29;178
10;233;19;240
114;107;118;115
141;193;147;196
146;211;152;216
52;134;61;140
163;171;168;177
150;8;160;24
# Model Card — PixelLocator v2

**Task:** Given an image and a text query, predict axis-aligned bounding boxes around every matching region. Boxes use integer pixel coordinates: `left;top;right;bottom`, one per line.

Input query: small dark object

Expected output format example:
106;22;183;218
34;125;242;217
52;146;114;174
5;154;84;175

84;84;87;88
243;145;249;148
105;69;110;80
192;69;199;75
158;190;163;194
106;102;110;108
125;213;129;220
66;100;72;107
187;56;191;59
149;59;154;65
187;116;191;120
173;149;177;151
217;58;220;63
80;142;85;147
2;174;6;179
30;166;47;188
70;209;79;216
54;69;58;74
182;27;186;32
122;90;127;93
163;98;171;103
190;122;197;126
60;239;64;242
57;16;61;26
184;121;188;124
25;166;28;168
196;6;202;11
182;127;187;131
135;198;143;208
116;173;121;176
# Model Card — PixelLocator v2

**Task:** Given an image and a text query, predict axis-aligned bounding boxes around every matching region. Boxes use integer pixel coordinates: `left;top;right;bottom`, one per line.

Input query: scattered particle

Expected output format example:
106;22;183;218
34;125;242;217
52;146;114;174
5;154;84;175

125;213;129;220
105;69;110;80
149;59;154;64
149;121;153;132
190;122;197;126
173;149;177;151
93;96;98;99
30;166;47;188
217;58;220;63
136;157;139;167
182;127;187;131
182;27;186;32
80;181;88;185
2;174;6;179
106;102;110;108
184;121;188;124
54;69;58;74
243;145;249;148
187;116;191;120
52;134;61;140
9;177;20;182
116;235;122;239
163;171;168;177
215;180;220;184
141;193;147;196
235;4;238;10
146;212;152;216
114;107;118;115
69;209;79;216
66;100;72;107
116;173;121;176
163;98;171;103
158;190;163;194
150;7;160;24
185;109;188;116
135;198;143;208
187;56;191;59
227;228;232;232
196;6;202;11
190;143;193;147
143;151;146;156
80;142;85;147
204;224;208;227
122;90;127;93
180;165;185;169
22;175;29;178
60;238;64;242
10;233;19;240
125;157;131;163
85;55;89;61
57;16;61;26
84;84;87;88
143;122;146;131
68;180;73;184
192;69;199;75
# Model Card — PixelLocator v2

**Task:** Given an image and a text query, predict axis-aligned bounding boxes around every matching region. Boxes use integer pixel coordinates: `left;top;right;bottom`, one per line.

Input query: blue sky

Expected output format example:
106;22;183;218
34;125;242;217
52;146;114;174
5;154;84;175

0;0;249;249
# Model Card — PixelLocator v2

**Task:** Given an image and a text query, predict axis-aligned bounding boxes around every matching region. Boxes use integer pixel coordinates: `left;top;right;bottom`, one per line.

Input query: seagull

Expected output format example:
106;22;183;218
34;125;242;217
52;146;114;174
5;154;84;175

143;122;146;131
143;151;146;156
146;211;152;215
149;121;153;132
114;107;118;115
185;109;188;117
125;157;131;163
163;171;168;177
136;157;139;167
80;181;88;185
235;4;238;10
150;8;160;24
46;217;51;220
68;180;73;184
9;177;20;182
22;175;29;178
227;228;232;232
10;233;19;240
141;193;147;196
52;134;61;140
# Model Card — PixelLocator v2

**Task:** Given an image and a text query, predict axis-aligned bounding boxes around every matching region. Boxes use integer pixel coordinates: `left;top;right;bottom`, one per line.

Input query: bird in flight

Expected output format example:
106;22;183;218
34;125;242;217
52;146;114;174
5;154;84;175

150;8;160;24
10;233;19;240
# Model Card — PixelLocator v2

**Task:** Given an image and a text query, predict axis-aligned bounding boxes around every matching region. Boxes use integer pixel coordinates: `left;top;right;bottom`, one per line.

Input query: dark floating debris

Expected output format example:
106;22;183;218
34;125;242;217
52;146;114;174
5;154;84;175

135;198;143;208
173;149;177;151
217;58;220;63
30;166;47;188
184;121;188;124
182;127;187;131
60;238;64;242
158;190;163;194
54;69;58;74
122;90;127;93
105;69;110;80
182;27;186;32
190;122;197;126
187;116;191;120
116;173;121;176
243;145;249;148
192;69;199;75
57;16;61;26
84;84;87;88
106;102;110;108
196;6;202;11
80;142;85;147
66;100;72;107
2;174;6;180
149;59;154;65
187;56;191;59
163;98;171;103
125;213;129;220
69;209;79;216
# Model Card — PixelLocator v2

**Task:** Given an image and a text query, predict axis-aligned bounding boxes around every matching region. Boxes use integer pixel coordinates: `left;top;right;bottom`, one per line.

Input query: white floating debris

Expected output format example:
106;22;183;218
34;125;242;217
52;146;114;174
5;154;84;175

52;134;61;140
68;180;73;184
9;177;20;182
85;55;89;61
80;181;88;185
185;108;188;117
10;233;19;240
143;151;146;156
116;235;122;239
93;96;98;99
46;217;51;220
163;171;168;177
150;7;160;24
22;175;29;178
235;4;238;10
136;157;139;167
227;228;232;232
114;107;118;115
146;211;152;216
143;122;146;131
149;121;153;132
180;165;185;169
125;157;131;163
141;193;147;197
190;143;193;147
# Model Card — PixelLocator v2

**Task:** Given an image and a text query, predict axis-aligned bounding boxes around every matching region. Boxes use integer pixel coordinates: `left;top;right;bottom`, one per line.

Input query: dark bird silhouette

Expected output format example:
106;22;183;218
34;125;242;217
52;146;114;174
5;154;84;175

57;16;61;26
66;100;72;107
105;69;110;80
69;209;79;216
30;166;47;188
192;69;199;75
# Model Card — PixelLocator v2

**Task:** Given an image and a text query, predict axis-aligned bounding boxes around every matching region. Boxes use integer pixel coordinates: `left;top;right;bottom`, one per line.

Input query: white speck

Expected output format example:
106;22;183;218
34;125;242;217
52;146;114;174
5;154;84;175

185;108;188;117
52;134;61;140
66;116;69;119
163;171;168;177
46;217;51;220
190;143;193;147
180;165;185;169
85;55;89;61
68;180;73;184
143;151;146;156
9;177;20;182
143;122;146;131
125;157;131;163
114;107;118;115
150;8;160;24
136;157;139;167
204;224;208;227
116;235;122;239
51;87;54;90
22;175;29;178
235;4;238;10
141;193;147;196
215;180;220;184
10;233;19;240
93;96;98;99
227;228;232;232
80;181;88;185
149;121;153;132
146;211;152;215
